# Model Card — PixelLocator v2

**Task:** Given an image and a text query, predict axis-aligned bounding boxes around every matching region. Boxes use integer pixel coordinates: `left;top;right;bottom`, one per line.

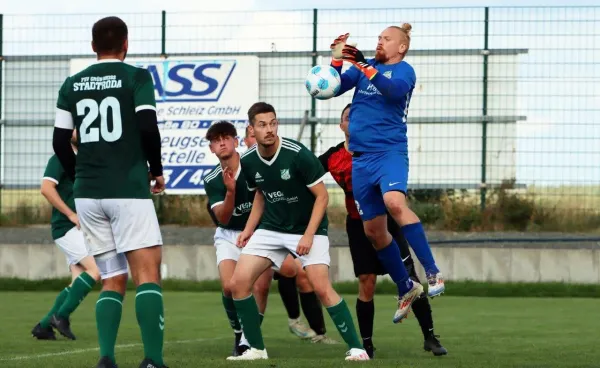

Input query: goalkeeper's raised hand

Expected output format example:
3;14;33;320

330;33;350;61
342;44;378;80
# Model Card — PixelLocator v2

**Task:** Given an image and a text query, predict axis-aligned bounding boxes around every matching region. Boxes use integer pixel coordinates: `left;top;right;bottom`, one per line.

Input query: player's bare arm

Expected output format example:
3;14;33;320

237;189;265;247
212;167;237;225
40;179;80;229
297;182;329;256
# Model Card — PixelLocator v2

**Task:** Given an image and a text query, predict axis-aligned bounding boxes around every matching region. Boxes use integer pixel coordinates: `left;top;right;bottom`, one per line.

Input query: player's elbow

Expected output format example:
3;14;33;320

322;194;329;208
388;93;409;104
375;75;411;102
318;189;329;207
214;209;231;226
216;215;230;226
381;88;409;103
385;95;405;104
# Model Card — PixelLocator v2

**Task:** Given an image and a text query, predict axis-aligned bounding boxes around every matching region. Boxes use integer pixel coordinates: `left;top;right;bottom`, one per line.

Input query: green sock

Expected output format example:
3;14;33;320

234;295;264;350
96;291;123;364
40;287;70;328
326;298;363;349
136;283;164;366
57;272;95;318
222;294;242;331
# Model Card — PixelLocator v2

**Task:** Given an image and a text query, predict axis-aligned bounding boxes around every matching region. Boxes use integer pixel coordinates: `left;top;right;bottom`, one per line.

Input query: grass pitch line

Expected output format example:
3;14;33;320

0;336;229;361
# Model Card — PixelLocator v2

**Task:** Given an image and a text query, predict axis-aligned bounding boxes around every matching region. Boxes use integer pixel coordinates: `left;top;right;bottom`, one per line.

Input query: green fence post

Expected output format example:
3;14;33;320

161;10;167;57
480;7;489;211
0;13;4;223
310;8;318;153
158;10;167;220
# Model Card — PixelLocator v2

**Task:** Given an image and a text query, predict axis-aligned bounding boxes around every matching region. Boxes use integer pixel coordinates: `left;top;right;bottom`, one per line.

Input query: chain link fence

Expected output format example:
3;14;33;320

1;7;599;231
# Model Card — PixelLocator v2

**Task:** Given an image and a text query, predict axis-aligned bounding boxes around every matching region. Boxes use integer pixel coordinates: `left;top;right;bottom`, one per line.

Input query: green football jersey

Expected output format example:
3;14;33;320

54;59;157;199
240;137;328;236
43;154;76;240
203;162;255;231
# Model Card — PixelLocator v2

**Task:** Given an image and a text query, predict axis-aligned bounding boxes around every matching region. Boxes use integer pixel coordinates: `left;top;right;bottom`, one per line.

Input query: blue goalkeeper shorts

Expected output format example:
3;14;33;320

351;150;409;221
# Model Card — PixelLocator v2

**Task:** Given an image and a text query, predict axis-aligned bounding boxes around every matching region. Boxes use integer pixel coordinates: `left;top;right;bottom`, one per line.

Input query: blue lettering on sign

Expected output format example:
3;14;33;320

135;60;237;103
158;120;248;130
163;165;215;190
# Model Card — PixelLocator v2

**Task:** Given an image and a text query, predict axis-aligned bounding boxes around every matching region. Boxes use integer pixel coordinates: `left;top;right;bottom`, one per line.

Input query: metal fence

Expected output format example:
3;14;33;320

0;7;599;230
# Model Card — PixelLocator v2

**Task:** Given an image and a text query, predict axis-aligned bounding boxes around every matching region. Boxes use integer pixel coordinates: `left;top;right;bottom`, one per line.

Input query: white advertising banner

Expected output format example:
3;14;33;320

69;56;260;194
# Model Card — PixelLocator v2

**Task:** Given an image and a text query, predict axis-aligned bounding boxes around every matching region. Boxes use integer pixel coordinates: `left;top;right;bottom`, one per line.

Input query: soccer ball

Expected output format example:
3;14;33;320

305;65;341;100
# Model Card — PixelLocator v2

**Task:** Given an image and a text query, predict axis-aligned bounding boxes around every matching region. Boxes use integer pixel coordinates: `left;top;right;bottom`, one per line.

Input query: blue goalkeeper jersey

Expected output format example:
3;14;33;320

333;58;416;153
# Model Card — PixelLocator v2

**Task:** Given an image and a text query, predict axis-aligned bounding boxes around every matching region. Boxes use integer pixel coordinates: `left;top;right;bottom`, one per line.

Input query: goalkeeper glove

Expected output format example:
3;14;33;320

342;44;378;80
330;33;349;60
330;33;356;67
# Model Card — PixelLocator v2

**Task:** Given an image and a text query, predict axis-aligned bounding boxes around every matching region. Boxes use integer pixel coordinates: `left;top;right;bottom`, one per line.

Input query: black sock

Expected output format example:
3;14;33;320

356;298;375;344
411;292;434;339
278;276;300;319
299;291;326;335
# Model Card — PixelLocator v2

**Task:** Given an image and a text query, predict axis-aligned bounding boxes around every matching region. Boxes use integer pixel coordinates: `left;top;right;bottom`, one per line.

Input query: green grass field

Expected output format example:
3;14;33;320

1;292;599;368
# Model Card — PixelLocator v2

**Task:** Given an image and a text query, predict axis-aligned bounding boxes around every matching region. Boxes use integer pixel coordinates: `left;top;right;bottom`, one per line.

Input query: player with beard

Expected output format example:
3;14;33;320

226;102;368;361
241;126;320;342
329;24;445;324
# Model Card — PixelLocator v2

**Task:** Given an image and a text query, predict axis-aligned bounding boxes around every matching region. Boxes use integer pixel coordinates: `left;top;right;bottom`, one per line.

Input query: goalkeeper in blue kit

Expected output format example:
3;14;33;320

330;24;445;323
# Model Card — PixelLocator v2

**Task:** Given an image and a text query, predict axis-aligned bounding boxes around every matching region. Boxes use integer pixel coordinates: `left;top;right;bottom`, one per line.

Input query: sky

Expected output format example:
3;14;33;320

1;0;599;188
1;0;599;14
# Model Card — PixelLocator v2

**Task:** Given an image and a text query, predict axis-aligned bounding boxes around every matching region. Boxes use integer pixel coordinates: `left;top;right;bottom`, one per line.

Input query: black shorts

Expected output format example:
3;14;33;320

346;215;419;282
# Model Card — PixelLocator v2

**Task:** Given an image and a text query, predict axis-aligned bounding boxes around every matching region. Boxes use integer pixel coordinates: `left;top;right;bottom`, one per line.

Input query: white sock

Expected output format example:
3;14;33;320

239;331;250;347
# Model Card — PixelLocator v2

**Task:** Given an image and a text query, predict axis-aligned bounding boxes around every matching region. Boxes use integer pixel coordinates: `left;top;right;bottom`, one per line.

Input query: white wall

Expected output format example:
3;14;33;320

2;243;598;284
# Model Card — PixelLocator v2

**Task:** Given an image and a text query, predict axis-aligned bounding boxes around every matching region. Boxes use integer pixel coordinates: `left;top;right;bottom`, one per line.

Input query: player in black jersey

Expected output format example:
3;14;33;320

318;104;447;358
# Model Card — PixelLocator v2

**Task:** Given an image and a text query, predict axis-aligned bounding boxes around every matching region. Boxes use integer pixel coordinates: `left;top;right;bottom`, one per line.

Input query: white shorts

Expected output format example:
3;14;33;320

75;198;163;256
214;227;243;266
54;227;89;266
242;229;330;269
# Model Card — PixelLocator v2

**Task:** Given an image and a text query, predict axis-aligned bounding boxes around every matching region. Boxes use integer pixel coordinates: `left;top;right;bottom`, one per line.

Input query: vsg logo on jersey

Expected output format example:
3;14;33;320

265;191;286;204
135;60;237;102
232;201;252;217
